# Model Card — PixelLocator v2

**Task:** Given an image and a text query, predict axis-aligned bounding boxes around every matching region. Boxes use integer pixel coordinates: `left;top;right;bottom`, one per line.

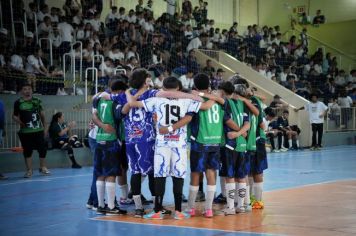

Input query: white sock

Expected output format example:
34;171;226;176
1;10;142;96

273;137;278;149
281;136;285;148
245;184;251;206
205;185;216;211
288;139;292;148
220;177;226;197
141;175;146;183
296;140;299;148
96;180;105;208
248;177;254;197
133;195;143;210
188;185;199;209
253;182;263;201
226;183;235;209
106;182;116;210
236;183;247;209
119;184;128;200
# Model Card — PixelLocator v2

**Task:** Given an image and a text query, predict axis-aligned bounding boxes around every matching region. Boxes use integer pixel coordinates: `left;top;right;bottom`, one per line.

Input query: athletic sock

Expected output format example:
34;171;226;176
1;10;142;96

248;177;254;197
236;183;247;209
205;185;216;211
106;182;116;209
245;183;251;206
288;139;292;148
133;195;143;210
220;177;226;197
119;184;128;200
296;140;300;148
253;182;263;201
96;180;105;208
188;185;199;209
226;183;235;209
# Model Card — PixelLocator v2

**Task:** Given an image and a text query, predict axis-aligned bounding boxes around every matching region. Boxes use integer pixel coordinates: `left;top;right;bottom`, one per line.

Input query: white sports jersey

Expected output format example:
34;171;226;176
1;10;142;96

143;97;201;148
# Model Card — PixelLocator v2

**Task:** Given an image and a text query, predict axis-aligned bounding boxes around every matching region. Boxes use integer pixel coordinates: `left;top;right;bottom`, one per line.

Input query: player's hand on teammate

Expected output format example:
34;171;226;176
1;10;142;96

103;124;116;134
159;126;169;135
227;131;241;139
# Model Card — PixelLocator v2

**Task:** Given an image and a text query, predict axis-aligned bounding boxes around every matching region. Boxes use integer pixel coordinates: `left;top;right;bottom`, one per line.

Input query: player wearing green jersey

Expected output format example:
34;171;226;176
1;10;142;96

13;83;50;178
92;80;128;216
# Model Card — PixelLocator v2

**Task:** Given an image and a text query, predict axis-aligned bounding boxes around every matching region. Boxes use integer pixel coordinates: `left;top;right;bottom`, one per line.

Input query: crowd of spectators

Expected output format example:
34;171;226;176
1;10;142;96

0;0;354;111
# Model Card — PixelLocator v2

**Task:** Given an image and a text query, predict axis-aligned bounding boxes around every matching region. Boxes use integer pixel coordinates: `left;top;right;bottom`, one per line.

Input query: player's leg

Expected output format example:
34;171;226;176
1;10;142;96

204;151;220;217
138;141;156;203
94;144;106;214
118;142;130;205
220;148;237;215
317;123;323;149
235;152;248;213
36;131;50;175
311;123;317;150
87;137;98;209
196;173;205;202
170;147;190;220
18;132;34;178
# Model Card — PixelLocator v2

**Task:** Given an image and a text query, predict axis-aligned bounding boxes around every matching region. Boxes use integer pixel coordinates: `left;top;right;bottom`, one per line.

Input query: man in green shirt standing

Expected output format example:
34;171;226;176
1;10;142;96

13;83;50;178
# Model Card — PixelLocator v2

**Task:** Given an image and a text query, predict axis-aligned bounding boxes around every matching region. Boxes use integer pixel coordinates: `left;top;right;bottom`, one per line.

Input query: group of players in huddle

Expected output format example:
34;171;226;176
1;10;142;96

89;68;269;220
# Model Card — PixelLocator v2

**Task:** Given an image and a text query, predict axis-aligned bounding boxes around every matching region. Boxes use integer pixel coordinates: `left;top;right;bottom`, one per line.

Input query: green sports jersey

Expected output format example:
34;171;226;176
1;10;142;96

13;97;44;133
227;99;247;152
251;96;266;140
195;102;224;145
247;114;257;151
96;99;117;142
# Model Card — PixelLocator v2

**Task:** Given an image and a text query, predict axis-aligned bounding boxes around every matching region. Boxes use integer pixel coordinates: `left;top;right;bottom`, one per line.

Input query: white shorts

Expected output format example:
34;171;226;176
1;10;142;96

154;146;188;178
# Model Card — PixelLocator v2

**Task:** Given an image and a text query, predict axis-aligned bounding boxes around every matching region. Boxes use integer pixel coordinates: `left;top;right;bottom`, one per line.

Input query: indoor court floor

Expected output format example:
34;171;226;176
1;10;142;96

1;145;356;236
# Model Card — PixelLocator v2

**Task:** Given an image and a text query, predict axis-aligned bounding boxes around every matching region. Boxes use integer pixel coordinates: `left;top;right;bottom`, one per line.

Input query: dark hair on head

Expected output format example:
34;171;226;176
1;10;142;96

310;93;318;99
20;82;32;90
194;73;210;90
51;112;63;125
232;77;250;88
163;76;180;89
111;79;128;91
234;84;247;97
129;68;150;89
264;107;276;117
283;110;289;114
218;81;234;95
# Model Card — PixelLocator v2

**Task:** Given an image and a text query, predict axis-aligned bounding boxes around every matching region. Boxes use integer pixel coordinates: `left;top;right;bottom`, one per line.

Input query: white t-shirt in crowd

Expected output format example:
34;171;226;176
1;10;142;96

25;55;44;74
179;75;194;90
166;0;176;16
10;54;24;70
108;50;125;62
304;101;328;124
338;96;353;108
58;22;74;42
187;37;202;52
142;97;201;148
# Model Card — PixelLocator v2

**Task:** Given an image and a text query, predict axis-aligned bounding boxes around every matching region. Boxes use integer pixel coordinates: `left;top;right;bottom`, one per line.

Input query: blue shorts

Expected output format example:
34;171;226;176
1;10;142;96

220;147;249;179
126;141;154;175
249;138;268;175
190;149;220;173
120;142;128;171
94;141;121;177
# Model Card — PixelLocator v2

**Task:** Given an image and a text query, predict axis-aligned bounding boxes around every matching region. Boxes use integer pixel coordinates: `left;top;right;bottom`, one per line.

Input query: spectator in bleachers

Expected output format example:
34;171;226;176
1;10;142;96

37;4;50;22
210;68;225;90
25;47;48;76
9;47;25;74
23;32;36;57
327;97;341;127
338;90;353;128
50;7;60;24
202;59;215;77
277;110;299;149
267;117;285;152
38;16;53;37
313;9;326;25
179;69;194;90
182;0;193;17
335;70;347;87
49;112;82;169
186;33;208;52
350;88;356;104
269;94;288;109
58;17;74;54
346;70;356;84
136;0;144;13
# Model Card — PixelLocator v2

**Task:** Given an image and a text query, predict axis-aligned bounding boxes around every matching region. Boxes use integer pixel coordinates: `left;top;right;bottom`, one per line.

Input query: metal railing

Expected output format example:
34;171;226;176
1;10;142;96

0;109;91;151
325;107;356;132
85;67;98;102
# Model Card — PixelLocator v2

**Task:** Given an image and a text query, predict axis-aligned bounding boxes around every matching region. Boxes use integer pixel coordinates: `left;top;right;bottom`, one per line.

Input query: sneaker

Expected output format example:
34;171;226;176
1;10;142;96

86;200;93;209
213;193;227;204
134;208;145;218
39;167;51;175
272;149;280;153
92;205;98;211
120;198;134;205
252;201;264;209
315;146;321;151
245;204;252;212
195;191;205;202
143;210;163;220
72;163;82;169
105;207;127;216
280;147;288;152
141;194;153;205
162;208;172;215
236;207;246;213
204;209;213;218
220;207;236;216
185;208;196;217
173;211;190;220
182;194;188;203
310;146;316;151
96;206;106;215
0;174;8;180
24;170;33;178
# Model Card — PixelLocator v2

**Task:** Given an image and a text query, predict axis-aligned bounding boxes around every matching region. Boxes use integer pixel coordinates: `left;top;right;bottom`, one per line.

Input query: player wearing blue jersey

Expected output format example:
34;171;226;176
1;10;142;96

128;77;215;220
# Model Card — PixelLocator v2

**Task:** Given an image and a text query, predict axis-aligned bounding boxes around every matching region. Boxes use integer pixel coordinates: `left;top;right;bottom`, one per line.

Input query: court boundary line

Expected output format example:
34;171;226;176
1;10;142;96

90;216;279;236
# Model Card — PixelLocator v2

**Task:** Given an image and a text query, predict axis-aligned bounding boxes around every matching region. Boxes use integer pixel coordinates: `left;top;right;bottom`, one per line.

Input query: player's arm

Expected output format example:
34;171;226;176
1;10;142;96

199;99;216;110
225;119;240;131
92;110;116;134
126;90;144;108
294;106;305;112
236;95;260;116
191;90;225;105
227;121;250;139
159;114;193;135
40;110;48;136
156;90;204;102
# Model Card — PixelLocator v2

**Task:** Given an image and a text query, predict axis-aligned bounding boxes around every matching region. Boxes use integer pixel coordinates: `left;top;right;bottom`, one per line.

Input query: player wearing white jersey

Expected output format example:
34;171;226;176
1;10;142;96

127;77;216;220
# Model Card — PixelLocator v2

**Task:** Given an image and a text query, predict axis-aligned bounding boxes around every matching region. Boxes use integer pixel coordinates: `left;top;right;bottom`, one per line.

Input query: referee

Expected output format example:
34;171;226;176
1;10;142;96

13;83;50;178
